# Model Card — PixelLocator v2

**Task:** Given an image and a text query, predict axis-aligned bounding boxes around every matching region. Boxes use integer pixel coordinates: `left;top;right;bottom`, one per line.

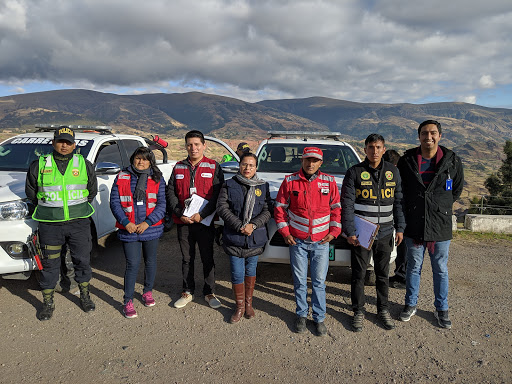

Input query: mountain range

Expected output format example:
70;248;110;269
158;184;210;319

1;89;511;148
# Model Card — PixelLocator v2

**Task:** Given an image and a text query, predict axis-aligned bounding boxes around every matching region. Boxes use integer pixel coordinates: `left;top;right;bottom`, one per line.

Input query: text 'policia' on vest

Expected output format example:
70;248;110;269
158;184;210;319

33;153;94;222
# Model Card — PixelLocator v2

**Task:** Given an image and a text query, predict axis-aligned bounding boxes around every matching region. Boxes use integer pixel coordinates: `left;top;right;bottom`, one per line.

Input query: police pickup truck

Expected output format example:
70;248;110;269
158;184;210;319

0;125;175;280
219;131;396;282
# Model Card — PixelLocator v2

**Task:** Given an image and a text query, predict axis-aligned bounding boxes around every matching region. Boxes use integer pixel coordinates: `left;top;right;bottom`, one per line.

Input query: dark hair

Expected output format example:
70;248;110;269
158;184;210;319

129;147;162;183
364;133;385;146
418;120;442;135
383;149;400;165
239;152;258;167
185;130;205;144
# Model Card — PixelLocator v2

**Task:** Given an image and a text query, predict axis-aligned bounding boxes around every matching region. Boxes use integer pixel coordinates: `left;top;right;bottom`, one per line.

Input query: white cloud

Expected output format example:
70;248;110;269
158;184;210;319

479;75;495;89
461;95;477;104
0;0;511;105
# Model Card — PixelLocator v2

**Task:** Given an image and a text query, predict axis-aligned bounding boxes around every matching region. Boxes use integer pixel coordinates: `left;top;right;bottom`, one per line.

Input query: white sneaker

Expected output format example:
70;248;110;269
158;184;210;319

174;292;193;308
205;294;221;309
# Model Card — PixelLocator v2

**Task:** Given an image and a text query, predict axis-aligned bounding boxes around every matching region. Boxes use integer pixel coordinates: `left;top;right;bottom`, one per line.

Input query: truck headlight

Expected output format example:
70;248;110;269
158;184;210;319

0;200;30;220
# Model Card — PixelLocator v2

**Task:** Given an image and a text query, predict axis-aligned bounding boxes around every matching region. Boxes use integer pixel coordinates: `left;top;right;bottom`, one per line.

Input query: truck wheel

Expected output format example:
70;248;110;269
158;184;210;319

364;270;376;286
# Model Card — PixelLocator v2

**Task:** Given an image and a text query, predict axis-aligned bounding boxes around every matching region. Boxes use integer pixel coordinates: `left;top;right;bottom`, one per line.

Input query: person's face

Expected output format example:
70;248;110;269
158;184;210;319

419;124;441;152
186;137;206;161
236;149;244;157
52;139;76;155
133;155;151;171
239;156;257;178
364;140;386;166
302;157;323;175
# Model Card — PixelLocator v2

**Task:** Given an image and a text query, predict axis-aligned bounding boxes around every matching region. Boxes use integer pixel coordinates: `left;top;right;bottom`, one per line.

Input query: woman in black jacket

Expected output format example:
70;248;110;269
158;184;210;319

216;152;272;323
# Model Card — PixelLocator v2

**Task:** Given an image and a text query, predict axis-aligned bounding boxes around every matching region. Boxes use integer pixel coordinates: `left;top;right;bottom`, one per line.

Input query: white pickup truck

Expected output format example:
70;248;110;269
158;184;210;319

0;125;175;280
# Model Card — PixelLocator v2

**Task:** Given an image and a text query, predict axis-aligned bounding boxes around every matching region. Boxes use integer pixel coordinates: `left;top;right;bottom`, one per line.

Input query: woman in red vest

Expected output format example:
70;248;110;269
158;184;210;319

110;147;166;318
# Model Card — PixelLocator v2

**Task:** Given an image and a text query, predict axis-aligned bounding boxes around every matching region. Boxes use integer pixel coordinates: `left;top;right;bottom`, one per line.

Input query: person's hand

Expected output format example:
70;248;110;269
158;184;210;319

136;221;150;234
190;213;202;223
395;232;404;246
180;215;194;224
284;235;297;246
240;225;254;236
320;234;334;244
125;222;137;234
348;235;360;247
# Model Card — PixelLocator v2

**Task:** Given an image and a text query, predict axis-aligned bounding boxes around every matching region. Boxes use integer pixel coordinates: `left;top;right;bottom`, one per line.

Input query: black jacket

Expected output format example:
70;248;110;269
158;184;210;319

216;178;272;258
397;145;464;242
341;158;405;240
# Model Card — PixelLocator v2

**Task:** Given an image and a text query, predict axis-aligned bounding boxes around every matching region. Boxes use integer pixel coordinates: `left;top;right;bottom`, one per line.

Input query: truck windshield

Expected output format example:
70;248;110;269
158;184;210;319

257;143;359;175
0;138;94;172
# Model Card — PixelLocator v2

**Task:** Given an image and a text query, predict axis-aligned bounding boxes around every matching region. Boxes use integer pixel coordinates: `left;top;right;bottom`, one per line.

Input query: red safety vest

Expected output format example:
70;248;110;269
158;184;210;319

115;172;163;229
172;157;217;224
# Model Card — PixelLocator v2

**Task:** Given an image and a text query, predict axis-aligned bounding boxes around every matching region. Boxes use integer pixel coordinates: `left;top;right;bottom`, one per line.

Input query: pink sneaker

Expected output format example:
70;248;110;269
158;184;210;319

142;291;156;307
123;300;137;319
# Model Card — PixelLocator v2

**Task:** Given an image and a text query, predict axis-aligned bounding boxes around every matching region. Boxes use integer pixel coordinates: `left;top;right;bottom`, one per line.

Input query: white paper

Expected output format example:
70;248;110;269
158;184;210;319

182;194;215;226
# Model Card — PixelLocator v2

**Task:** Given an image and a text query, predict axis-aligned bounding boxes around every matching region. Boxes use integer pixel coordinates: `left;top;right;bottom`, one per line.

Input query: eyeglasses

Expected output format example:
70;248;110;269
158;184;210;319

240;164;256;169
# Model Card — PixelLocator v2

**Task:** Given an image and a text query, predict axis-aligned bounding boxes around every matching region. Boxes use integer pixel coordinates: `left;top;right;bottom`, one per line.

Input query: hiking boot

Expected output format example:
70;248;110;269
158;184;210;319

315;321;327;337
389;275;406;289
399;305;417;322
435;310;452;329
79;282;95;312
294;316;307;334
174;292;193;308
205;294;221;309
39;289;55;321
123;300;137;319
351;311;364;332
378;310;396;330
142;291;156;307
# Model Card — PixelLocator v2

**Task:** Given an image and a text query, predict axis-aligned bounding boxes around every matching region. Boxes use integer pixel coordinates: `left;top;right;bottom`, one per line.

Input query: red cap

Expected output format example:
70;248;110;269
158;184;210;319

302;147;323;160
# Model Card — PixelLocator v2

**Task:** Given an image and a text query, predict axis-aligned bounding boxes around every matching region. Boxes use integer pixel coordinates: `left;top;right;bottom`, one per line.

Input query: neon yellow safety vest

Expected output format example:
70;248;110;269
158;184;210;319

33;154;94;222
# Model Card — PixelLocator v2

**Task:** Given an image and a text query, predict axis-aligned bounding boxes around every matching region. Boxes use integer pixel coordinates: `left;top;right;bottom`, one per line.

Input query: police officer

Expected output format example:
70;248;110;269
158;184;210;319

341;134;405;332
26;126;98;321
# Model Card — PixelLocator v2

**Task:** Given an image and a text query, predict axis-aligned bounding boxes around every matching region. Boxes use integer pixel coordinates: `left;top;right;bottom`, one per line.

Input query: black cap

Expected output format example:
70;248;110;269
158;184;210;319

237;142;250;153
54;126;75;143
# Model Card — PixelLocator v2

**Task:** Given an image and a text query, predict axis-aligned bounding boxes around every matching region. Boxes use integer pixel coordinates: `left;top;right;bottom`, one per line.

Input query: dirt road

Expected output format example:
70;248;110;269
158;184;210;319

1;230;511;384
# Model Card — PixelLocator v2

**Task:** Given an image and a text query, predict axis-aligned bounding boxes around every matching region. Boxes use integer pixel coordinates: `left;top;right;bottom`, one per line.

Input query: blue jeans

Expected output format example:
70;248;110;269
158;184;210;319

404;237;451;311
229;255;258;284
122;238;159;304
289;239;329;323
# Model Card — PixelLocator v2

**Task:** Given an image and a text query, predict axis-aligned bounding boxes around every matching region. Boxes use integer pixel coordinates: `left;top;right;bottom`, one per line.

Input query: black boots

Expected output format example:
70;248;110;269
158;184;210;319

39;289;55;321
79;282;96;312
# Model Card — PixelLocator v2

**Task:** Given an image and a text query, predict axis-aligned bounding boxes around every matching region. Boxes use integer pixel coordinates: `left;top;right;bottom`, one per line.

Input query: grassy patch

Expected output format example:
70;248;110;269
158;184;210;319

453;230;512;242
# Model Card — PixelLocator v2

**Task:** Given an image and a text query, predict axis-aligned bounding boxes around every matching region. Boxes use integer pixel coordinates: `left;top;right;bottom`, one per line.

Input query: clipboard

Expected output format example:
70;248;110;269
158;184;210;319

342;214;380;250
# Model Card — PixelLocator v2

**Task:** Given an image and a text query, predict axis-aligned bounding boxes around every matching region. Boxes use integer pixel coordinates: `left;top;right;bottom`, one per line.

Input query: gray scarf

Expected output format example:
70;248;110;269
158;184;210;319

234;172;265;227
131;166;151;202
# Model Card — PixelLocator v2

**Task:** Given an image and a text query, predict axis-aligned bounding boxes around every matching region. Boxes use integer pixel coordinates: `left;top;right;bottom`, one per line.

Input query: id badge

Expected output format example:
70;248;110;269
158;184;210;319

190;187;197;195
446;178;453;191
136;201;144;206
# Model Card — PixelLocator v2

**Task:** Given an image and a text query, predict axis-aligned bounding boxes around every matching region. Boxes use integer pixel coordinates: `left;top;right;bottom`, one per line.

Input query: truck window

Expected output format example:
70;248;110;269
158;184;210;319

95;141;123;166
122;139;144;159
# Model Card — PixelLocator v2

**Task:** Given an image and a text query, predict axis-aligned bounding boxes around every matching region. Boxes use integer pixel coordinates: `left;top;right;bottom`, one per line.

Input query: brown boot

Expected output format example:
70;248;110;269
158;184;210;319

244;276;256;319
230;283;245;323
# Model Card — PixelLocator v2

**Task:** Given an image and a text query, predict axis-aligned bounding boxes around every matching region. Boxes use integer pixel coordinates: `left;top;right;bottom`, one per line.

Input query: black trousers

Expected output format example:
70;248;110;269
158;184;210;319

38;219;92;290
177;223;216;296
351;234;393;312
393;241;407;279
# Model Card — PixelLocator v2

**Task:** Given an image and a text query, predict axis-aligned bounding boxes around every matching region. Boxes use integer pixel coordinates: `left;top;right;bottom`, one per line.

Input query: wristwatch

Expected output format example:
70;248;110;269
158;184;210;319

251;224;257;230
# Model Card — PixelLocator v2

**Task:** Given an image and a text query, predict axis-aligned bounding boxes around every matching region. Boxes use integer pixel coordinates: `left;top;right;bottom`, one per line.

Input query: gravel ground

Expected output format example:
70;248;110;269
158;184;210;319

0;230;511;384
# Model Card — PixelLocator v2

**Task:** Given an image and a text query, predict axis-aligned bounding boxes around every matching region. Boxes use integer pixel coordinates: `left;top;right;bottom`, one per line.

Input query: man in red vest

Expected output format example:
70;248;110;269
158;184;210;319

167;130;224;309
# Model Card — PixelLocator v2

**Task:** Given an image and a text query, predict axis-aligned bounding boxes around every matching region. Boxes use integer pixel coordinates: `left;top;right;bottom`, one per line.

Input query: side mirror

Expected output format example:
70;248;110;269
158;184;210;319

220;161;240;174
95;162;121;175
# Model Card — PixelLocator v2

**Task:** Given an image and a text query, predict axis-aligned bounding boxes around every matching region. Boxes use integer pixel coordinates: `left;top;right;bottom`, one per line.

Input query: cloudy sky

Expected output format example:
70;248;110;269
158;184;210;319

1;0;511;107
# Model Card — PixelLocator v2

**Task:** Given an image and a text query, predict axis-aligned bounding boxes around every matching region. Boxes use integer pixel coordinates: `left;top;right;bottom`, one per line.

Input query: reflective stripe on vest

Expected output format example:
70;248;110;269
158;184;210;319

115;172;163;229
33;154;94;222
